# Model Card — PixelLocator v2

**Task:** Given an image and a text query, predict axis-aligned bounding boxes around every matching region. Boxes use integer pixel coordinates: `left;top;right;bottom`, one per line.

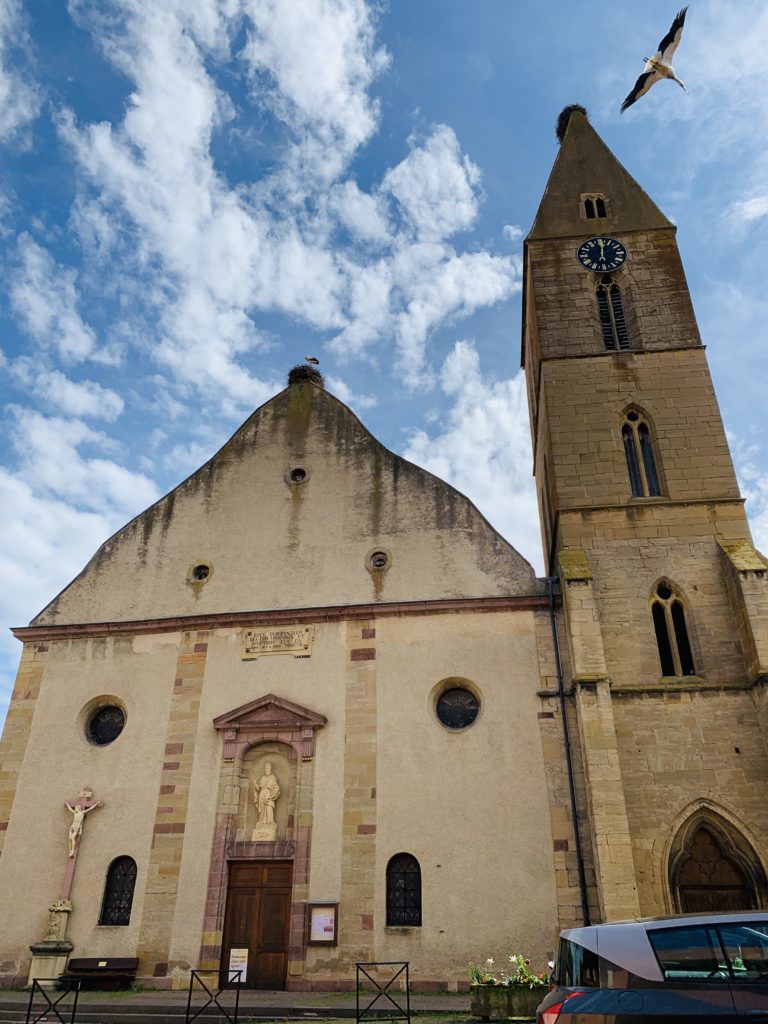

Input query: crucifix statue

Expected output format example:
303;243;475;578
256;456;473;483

60;787;103;901
27;787;105;984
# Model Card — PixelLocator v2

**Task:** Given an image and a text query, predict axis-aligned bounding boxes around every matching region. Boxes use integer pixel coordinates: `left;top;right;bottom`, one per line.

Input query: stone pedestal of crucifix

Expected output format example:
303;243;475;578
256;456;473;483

28;787;103;987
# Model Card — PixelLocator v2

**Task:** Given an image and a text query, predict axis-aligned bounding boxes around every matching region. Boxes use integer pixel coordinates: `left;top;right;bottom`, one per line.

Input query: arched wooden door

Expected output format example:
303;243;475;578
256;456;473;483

674;824;759;913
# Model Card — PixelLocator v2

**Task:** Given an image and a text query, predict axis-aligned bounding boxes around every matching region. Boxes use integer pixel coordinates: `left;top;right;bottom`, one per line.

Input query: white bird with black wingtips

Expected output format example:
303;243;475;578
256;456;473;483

621;7;689;113
304;355;320;365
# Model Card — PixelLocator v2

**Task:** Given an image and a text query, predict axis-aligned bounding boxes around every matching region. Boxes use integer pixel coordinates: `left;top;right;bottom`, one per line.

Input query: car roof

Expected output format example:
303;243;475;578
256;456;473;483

560;912;768;983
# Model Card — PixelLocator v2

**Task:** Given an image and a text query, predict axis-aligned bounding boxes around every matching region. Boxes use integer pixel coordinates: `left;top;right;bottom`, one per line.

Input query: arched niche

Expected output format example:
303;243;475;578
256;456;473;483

669;812;768;913
235;741;295;843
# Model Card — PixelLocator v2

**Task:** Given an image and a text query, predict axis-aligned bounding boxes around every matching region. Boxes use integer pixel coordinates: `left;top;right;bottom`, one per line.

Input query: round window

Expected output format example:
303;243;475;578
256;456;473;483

186;560;213;586
436;687;479;730
366;547;392;572
86;705;126;746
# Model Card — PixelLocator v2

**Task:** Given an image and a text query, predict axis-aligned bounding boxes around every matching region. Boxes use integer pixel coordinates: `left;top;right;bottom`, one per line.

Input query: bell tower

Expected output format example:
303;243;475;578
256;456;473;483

526;107;768;923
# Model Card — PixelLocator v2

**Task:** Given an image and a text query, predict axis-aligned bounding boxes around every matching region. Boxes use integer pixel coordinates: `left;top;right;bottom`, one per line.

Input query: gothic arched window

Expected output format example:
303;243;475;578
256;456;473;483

622;410;661;497
99;856;137;926
386;853;422;926
651;581;695;677
596;276;630;351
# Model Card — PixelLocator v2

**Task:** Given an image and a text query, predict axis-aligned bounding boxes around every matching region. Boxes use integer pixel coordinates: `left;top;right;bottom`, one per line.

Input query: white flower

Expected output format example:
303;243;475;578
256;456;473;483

485;958;494;966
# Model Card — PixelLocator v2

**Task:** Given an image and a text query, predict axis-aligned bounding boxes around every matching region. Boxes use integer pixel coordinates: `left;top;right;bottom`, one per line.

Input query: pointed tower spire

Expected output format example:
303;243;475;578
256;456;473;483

528;106;671;240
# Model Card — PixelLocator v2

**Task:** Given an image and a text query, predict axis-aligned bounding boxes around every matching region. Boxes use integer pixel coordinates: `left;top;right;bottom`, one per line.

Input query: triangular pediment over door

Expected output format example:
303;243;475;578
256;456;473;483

213;693;327;762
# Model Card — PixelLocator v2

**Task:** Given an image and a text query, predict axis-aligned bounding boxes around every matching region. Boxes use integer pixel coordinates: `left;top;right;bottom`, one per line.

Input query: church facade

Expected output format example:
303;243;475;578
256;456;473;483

1;106;768;991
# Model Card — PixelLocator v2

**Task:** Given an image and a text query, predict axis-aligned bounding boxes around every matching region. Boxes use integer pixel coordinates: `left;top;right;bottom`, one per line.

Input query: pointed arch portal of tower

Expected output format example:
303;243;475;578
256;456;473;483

669;812;768;914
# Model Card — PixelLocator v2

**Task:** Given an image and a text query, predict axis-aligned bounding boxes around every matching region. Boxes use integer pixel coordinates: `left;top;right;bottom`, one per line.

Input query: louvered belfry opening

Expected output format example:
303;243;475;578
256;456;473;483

597;275;630;351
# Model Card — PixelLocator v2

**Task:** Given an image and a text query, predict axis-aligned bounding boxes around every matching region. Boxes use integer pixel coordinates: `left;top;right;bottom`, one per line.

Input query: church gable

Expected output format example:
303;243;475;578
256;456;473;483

33;380;542;626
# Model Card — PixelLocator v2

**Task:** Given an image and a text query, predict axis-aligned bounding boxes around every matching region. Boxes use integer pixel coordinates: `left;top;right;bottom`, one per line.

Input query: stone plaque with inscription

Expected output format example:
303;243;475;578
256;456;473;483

241;626;312;660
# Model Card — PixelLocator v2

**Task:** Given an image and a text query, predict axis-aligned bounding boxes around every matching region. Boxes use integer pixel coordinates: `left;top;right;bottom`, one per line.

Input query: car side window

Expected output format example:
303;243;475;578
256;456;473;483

718;923;768;982
648;926;728;981
555;938;600;987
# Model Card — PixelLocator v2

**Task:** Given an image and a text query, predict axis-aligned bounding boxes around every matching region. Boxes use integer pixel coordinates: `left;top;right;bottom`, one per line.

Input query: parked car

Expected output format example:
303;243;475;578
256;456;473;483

537;912;768;1021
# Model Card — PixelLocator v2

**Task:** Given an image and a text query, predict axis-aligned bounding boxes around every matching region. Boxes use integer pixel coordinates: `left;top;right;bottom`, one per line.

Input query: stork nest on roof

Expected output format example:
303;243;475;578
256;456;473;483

287;364;325;388
556;104;589;143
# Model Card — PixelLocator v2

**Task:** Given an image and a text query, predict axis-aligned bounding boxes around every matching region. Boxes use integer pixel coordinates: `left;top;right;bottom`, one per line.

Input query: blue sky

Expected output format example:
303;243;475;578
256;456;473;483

1;0;768;727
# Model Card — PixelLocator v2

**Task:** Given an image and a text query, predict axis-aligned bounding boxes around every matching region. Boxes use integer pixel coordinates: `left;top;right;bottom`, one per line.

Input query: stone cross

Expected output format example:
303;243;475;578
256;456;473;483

60;787;103;900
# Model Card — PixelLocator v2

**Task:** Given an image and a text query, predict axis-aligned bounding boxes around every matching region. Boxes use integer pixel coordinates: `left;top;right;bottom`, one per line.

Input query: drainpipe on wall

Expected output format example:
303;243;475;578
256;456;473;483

545;575;591;926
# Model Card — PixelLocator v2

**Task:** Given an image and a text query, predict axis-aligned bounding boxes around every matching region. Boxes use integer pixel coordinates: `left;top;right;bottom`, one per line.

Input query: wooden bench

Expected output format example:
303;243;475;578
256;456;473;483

59;957;139;990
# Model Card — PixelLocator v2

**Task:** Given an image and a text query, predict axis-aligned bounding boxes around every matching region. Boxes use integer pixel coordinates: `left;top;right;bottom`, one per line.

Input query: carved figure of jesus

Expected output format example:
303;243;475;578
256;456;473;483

253;763;280;825
65;793;102;857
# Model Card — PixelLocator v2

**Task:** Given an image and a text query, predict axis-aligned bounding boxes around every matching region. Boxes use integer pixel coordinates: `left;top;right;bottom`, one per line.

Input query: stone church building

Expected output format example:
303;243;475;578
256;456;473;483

2;106;768;990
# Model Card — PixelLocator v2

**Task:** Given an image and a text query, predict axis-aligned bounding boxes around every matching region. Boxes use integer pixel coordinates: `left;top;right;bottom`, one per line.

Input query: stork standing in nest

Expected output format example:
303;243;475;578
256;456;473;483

621;7;688;113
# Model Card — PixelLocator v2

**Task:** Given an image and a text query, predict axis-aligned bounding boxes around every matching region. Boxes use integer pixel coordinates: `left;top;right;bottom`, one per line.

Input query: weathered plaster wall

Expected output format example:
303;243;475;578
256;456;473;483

0;608;557;989
0;633;179;982
34;384;543;627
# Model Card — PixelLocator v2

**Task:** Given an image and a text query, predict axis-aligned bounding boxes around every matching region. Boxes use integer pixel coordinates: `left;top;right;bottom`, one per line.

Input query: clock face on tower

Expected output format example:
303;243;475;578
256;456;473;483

577;236;628;273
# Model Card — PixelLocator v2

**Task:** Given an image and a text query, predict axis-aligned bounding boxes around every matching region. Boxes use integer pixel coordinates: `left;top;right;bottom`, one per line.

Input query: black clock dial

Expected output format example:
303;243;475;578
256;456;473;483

577;236;628;273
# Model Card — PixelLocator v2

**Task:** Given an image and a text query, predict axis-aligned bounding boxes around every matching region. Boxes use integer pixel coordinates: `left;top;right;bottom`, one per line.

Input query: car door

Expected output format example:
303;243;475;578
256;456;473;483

717;921;768;1020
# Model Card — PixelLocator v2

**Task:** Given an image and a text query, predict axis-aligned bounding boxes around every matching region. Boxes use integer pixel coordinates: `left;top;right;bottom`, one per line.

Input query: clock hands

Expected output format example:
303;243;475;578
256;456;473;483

576;237;628;272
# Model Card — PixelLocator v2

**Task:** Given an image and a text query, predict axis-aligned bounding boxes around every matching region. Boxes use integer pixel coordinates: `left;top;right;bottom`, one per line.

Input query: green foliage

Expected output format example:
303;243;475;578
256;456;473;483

468;954;548;990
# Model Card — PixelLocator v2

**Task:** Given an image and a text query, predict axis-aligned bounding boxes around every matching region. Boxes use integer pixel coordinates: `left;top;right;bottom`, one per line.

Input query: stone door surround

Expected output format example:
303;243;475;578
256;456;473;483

201;694;327;984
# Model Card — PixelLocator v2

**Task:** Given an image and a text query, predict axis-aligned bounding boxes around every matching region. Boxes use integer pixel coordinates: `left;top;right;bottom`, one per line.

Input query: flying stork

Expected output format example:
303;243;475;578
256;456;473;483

621;7;688;113
304;355;320;365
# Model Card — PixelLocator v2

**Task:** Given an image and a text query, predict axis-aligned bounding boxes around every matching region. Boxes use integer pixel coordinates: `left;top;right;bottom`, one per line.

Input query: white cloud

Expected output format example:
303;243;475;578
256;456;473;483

730;194;768;227
241;0;388;186
0;0;42;141
383;125;481;241
9;234;118;364
10;359;125;420
326;180;390;244
0;404;161;718
0;468;123;715
35;369;125;421
730;432;768;557
390;246;519;387
9;407;158;516
503;223;523;243
403;340;542;574
61;7;517;407
324;373;377;410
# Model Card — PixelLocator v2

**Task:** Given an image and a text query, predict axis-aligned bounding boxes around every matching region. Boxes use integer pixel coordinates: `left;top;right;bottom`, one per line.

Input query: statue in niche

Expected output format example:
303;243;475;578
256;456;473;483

254;763;280;824
251;762;280;841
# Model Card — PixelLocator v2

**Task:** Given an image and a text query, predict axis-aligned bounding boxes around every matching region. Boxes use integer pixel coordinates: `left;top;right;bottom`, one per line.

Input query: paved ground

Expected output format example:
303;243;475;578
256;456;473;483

0;987;536;1022
0;989;470;1009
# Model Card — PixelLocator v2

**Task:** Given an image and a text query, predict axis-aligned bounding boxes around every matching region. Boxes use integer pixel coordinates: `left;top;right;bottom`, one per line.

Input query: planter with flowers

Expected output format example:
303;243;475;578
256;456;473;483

469;956;548;1020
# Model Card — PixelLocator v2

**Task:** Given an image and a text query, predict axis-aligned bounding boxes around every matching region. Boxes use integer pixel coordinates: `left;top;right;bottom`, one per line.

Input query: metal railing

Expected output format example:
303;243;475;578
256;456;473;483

26;979;81;1024
185;968;243;1024
355;961;410;1024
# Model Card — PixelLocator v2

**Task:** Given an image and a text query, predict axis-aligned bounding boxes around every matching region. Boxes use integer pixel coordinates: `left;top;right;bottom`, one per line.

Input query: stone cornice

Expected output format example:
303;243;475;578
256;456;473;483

12;593;553;642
